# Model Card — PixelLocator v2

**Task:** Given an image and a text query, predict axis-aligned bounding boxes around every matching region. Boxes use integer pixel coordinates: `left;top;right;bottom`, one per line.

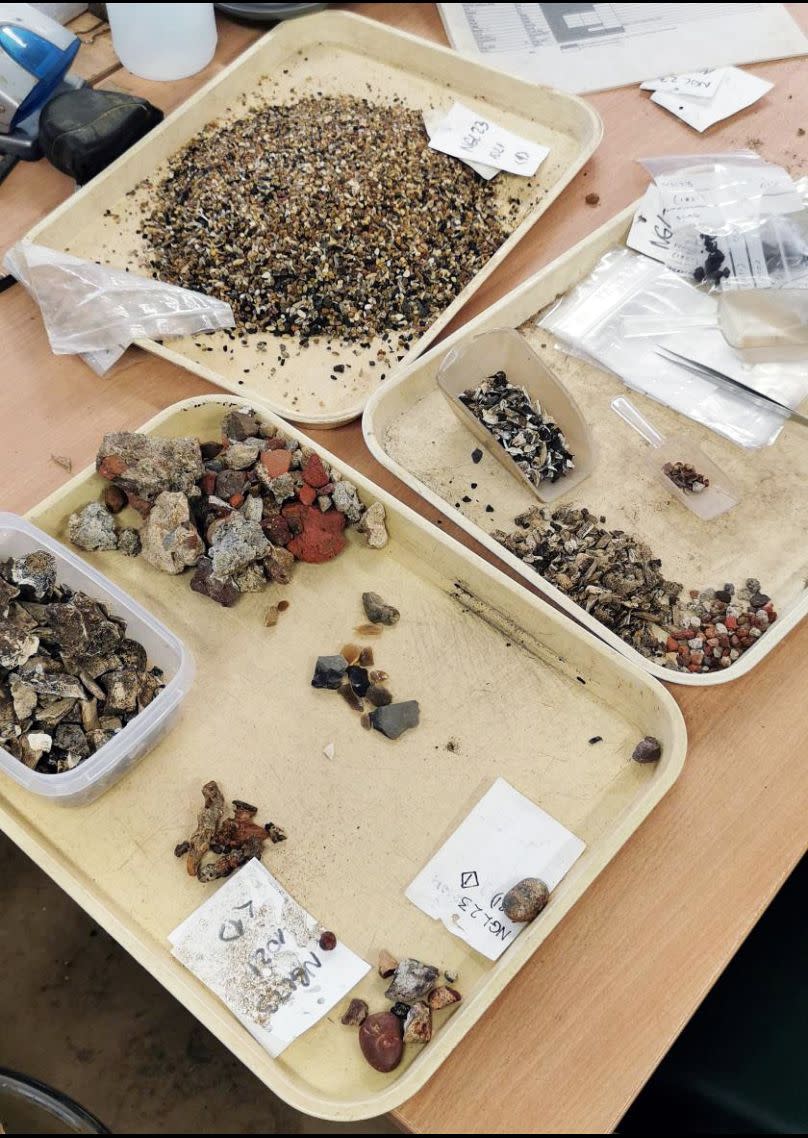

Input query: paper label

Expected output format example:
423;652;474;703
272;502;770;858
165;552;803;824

423;108;499;181
650;67;774;134
169;859;369;1057
406;778;585;961
427;102;549;177
641;69;726;100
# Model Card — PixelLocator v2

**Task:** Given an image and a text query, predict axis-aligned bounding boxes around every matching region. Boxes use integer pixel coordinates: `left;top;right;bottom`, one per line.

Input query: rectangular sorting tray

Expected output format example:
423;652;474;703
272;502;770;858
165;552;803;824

363;204;808;686
0;395;685;1121
22;9;601;429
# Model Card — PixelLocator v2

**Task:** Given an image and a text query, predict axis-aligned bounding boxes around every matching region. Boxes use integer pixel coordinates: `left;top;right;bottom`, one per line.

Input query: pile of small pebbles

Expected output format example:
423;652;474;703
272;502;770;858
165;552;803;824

492;505;683;656
663;461;709;494
311;598;419;739
343;950;462;1072
140;95;511;350
459;370;574;487
174;780;286;883
0;550;163;773
68;408;388;610
663;579;777;673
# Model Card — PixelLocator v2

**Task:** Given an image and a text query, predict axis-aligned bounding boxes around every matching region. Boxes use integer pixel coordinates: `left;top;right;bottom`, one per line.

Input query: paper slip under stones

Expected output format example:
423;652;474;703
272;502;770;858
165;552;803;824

169;859;369;1057
406;778;585;961
427;102;549;178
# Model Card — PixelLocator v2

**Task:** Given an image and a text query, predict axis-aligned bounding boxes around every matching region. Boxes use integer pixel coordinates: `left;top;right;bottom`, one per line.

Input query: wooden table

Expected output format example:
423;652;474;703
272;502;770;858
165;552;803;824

1;5;807;1133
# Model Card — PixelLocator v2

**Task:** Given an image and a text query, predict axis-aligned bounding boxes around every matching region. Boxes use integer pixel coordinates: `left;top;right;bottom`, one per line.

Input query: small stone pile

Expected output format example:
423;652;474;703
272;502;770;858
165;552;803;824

663;579;777;673
68;408;388;608
0;550;163;773
342;951;462;1073
174;780;286;884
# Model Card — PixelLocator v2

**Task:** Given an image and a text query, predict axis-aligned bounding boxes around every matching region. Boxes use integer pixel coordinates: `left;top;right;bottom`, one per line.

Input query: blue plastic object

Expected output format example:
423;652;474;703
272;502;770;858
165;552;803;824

0;22;79;129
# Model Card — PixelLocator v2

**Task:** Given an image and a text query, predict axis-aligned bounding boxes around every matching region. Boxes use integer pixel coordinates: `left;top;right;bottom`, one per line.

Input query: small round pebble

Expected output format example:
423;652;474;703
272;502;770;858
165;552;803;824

502;877;549;923
359;1012;404;1073
632;736;662;763
319;930;337;951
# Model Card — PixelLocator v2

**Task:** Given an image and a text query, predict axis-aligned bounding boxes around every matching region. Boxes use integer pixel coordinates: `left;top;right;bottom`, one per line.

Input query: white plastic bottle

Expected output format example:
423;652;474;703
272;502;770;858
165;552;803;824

107;3;217;82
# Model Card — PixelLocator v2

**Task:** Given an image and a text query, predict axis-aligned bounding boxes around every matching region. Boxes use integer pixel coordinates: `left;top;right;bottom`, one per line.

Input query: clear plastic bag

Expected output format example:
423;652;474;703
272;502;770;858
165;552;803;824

3;242;235;375
638;153;807;289
539;247;808;449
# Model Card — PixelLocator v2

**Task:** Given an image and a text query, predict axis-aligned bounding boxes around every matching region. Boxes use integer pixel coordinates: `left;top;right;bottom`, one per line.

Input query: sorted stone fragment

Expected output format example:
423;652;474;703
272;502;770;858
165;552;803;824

362;592;399;626
360;712;371;730
52;723;90;769
378;949;398;979
96;432;203;503
366;683;392;707
10;551;57;600
347;665;370;697
341;998;369;1026
402;1001;432;1044
357;502;388;549
0;626;39;670
631;736;662;764
323;742;335;761
141;95;510;350
428;986;462;1010
319;931;337;951
174;841;191;857
502;878;549;923
186;780;225;876
444;969;458;984
68;501;118;552
223;441;261;470
460;370;574;487
389;1002;411;1021
358;1012;404;1074
222;409;260;442
209;511;270;580
340;642;361;665
370;700;420;740
385;958;439;1003
141;491;204;574
355;623;382;637
331;480;364;524
103;485;128;514
312;655;348;690
358;647;374;667
264;605;280;627
339;682;364;712
233;562;267;593
117;528;141;557
190;557;240;607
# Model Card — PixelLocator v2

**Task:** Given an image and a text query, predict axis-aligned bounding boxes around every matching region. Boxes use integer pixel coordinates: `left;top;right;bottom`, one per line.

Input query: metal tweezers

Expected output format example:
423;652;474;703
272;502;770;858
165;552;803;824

656;346;808;429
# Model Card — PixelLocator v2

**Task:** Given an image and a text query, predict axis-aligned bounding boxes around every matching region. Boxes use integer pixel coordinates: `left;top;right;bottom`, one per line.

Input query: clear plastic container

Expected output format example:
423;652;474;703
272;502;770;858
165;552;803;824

107;3;217;82
0;513;193;806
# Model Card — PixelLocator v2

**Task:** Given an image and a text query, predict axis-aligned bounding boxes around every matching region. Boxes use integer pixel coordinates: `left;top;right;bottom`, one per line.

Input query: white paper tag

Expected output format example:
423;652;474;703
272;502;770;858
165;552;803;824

423;109;499;181
406;778;585;961
651;67;773;133
641;69;726;100
427;102;549;178
169;859;369;1057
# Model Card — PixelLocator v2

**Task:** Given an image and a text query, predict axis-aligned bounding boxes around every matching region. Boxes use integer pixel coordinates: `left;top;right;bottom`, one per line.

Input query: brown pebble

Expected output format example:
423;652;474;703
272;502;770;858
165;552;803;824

359;1012;403;1073
360;712;372;730
428;986;462;1010
174;841;190;858
366;683;392;707
277;599;290;612
358;647;374;667
341;642;361;664
402;1001;432;1044
341;998;369;1026
355;623;382;636
319;930;337;951
502;877;549;923
585;192;600;206
378;948;398;978
264;605;280;627
632;735;662;763
102;485;127;514
339;682;364;711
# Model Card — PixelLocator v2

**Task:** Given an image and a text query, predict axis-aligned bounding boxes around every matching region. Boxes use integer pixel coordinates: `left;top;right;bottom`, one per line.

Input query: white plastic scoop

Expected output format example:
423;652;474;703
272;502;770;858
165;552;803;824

611;396;739;520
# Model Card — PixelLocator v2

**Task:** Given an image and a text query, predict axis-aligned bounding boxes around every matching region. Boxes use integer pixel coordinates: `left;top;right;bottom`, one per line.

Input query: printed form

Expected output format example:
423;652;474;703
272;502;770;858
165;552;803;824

438;4;807;93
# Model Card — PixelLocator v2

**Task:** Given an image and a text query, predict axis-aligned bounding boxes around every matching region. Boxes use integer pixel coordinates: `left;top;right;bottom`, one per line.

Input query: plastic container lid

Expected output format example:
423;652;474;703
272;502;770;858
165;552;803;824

0;512;193;806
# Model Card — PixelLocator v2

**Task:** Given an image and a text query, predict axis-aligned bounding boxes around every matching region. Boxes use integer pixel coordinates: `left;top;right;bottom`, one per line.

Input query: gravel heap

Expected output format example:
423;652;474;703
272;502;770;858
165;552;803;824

140;95;511;347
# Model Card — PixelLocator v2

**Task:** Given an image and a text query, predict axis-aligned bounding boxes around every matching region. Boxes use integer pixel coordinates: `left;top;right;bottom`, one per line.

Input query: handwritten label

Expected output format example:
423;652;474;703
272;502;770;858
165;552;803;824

423;108;499;180
406;778;585;961
169;859;369;1057
641;69;726;101
427;102;549;178
650;67;774;133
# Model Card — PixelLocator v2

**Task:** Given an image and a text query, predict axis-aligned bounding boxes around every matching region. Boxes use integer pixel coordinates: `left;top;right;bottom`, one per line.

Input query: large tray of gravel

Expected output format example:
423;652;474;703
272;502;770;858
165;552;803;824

1;395;684;1121
363;204;808;687
23;9;601;429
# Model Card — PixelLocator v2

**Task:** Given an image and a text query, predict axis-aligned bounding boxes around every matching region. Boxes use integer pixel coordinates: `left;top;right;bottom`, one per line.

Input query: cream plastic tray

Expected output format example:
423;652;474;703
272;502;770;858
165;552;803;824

23;10;601;430
0;395;685;1121
363;204;808;686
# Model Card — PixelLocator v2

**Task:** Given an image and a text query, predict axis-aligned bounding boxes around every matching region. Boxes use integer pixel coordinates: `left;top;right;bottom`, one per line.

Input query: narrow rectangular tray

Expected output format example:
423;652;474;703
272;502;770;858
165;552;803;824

363;204;808;686
0;395;684;1121
23;9;601;429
